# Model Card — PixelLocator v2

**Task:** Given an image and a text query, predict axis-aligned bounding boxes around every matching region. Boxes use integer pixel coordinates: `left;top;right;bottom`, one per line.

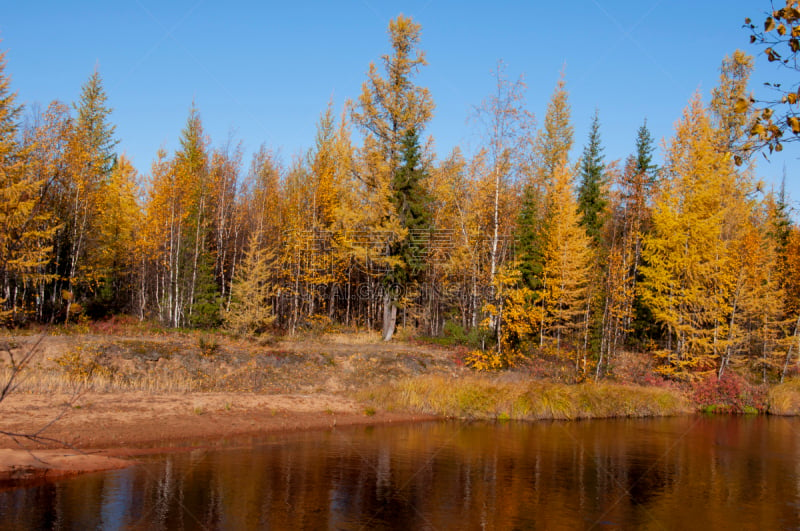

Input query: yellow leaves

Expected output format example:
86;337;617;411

541;160;593;346
765;16;776;32
789;116;800;134
466;264;542;370
733;97;749;114
641;96;745;377
92;154;140;275
465;349;507;371
352;15;433;164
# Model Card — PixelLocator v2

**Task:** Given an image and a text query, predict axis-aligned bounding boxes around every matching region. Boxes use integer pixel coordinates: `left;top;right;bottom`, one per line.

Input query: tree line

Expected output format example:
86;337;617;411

1;17;799;382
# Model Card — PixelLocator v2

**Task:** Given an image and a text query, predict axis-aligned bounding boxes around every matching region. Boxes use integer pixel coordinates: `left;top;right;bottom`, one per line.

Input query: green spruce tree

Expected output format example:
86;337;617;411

628;119;660;345
389;127;431;289
577;111;607;245
515;185;546;292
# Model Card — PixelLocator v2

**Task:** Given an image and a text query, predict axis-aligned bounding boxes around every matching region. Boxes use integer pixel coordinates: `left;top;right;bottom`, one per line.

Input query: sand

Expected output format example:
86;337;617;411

0;391;430;483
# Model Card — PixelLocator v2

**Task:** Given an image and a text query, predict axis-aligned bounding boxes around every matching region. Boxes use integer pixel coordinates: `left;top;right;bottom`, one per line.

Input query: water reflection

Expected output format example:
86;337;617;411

2;416;800;529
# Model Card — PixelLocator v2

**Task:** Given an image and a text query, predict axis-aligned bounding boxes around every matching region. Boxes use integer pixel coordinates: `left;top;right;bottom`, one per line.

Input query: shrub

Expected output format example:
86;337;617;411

51;345;111;382
692;371;767;414
197;334;220;357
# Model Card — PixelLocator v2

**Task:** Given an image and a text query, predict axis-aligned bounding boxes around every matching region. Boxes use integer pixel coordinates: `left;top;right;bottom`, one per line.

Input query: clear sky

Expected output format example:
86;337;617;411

1;1;796;202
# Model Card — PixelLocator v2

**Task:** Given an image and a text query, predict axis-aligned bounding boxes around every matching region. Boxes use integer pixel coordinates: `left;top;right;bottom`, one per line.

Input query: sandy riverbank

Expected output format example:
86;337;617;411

0;391;433;483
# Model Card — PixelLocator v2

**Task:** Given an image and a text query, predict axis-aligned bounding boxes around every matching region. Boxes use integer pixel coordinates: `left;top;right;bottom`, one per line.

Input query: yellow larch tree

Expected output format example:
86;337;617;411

0;49;57;322
540;159;593;373
306;103;345;321
58;71;118;320
19;101;71;321
92;154;140;310
225;230;276;335
779;222;800;381
640;94;741;379
710;50;755;156
533;72;573;187
733;197;786;381
220;145;284;327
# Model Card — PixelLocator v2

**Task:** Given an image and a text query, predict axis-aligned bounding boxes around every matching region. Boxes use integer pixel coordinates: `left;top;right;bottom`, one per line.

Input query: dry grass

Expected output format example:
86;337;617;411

361;374;691;420
0;331;459;396
0;367;198;394
768;379;800;415
320;331;383;345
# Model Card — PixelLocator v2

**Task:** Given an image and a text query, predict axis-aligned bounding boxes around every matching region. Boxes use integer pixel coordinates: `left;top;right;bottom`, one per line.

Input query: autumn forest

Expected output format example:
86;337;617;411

1;15;799;384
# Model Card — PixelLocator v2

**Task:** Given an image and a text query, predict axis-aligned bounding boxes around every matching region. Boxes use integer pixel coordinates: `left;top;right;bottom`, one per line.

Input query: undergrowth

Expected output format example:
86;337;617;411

769;379;800;415
691;371;767;414
361;374;691;420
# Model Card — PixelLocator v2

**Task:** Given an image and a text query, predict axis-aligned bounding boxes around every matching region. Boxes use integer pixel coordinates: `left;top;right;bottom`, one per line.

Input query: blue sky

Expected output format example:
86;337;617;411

1;1;796;202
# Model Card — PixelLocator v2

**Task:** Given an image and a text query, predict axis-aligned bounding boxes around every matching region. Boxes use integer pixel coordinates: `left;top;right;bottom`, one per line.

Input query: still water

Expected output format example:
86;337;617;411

1;416;800;529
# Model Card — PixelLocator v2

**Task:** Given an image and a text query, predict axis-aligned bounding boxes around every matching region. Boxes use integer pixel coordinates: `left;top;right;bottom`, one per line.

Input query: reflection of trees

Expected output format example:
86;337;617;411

2;418;800;528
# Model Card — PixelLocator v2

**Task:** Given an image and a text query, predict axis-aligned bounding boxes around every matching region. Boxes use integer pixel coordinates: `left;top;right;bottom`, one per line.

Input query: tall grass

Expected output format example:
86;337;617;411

361;375;691;420
768;379;800;415
0;367;198;394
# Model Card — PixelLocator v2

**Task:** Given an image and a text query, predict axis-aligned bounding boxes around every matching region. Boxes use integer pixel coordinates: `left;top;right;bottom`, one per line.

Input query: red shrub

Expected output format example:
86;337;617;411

692;371;767;414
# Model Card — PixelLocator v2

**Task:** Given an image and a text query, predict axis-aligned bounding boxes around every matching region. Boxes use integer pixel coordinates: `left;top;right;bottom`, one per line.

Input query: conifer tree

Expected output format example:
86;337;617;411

189;253;222;328
351;15;434;341
226;231;275;334
541;159;593;370
634;119;658;178
515;73;572;330
0;49;56;322
626;120;659;343
574;111;609;367
91;154;139;315
640;95;741;379
534;73;573;185
390;127;431;286
175;105;216;327
515;185;546;292
60;70;118;320
577;111;607;245
306;103;347;320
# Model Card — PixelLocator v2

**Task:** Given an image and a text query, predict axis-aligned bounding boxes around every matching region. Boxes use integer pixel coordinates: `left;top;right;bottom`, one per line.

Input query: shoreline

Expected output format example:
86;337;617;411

0;391;436;486
1;332;796;487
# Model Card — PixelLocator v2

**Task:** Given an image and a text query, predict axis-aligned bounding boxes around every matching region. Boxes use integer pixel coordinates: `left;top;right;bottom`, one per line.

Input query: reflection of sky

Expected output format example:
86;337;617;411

100;468;135;529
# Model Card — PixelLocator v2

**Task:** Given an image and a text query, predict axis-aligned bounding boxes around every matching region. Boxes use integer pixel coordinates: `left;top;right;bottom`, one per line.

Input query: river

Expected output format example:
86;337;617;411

1;416;799;529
